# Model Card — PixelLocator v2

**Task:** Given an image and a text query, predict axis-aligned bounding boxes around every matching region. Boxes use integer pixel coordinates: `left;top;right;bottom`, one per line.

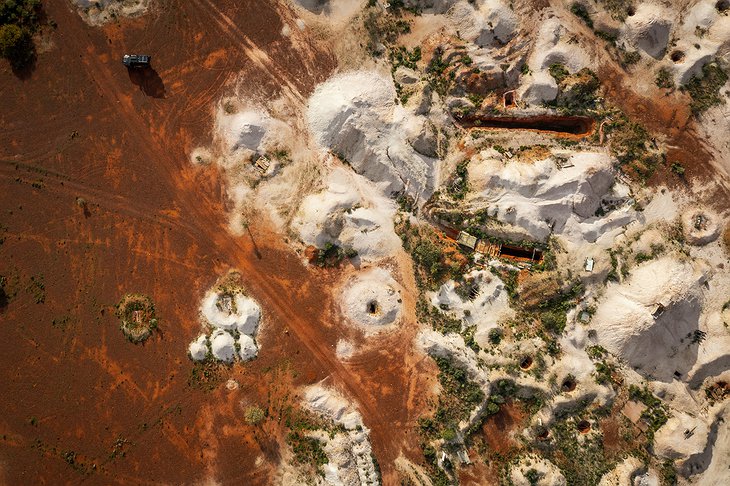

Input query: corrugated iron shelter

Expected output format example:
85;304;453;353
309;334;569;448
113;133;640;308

457;231;477;250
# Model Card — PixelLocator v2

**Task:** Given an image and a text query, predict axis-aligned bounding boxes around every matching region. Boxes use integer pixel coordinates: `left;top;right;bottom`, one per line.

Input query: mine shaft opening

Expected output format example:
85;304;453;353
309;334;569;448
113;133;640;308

536;426;549;440
520;356;533;370
561;377;577;392
367;300;380;315
500;244;544;262
454;114;595;136
577;420;591;433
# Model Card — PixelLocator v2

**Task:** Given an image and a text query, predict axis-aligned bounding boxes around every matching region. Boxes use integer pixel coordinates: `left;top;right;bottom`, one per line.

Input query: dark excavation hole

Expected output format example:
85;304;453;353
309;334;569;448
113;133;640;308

455;114;595;136
520;356;534;370
500;245;544;262
561;377;577;392
577;420;591;433
367;300;380;315
670;50;685;63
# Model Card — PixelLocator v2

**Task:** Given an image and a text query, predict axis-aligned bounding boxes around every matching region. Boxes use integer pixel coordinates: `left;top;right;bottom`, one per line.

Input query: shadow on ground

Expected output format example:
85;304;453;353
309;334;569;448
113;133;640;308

128;66;166;98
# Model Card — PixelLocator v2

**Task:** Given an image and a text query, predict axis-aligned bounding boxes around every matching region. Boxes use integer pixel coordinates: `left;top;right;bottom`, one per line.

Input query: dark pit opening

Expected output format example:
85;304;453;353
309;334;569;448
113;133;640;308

577;420;591;433
520;356;534;370
627;5;636;16
367;300;380;315
561;377;577;392
503;91;516;107
717;1;730;13
670;50;685;63
500;245;544;262
536;426;549;440
454;114;595;136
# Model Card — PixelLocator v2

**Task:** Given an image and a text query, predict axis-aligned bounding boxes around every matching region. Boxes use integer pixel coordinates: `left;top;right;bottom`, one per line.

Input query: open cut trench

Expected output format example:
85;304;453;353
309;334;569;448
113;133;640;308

454;114;595;136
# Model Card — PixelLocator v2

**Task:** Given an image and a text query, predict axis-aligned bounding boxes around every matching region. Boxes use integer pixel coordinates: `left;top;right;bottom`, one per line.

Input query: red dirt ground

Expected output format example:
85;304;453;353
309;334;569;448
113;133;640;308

458;401;528;485
0;1;434;484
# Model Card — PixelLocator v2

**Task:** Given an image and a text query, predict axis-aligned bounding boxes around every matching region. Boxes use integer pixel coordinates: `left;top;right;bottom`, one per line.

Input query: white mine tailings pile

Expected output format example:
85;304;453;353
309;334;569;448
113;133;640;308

621;3;672;60
429;269;513;347
303;385;379;486
448;0;518;47
340;267;403;333
466;151;634;244
213;106;290;168
188;288;262;363
590;256;707;381
71;0;150;25
510;455;566;486
291;167;401;262
519;17;589;105
307;70;438;199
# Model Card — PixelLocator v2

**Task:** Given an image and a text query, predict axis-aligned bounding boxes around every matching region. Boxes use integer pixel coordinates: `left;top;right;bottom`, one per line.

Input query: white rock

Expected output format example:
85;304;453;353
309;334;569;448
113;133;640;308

188;334;209;361
201;291;261;336
210;329;237;363
238;334;258;361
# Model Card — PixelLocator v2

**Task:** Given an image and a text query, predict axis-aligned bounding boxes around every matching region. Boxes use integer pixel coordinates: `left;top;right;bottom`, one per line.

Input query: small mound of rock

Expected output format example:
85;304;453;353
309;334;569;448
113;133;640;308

71;0;150;26
341;267;403;332
682;208;721;245
210;329;237;363
622;4;672;59
188;334;209;361
189;272;263;363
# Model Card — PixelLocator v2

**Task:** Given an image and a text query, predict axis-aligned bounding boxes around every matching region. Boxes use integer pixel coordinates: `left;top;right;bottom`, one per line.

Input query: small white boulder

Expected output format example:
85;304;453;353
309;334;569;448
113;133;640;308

188;334;209;361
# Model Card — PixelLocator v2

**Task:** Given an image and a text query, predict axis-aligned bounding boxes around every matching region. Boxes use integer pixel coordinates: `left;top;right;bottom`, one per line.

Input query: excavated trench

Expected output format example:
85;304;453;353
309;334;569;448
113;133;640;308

454;114;595;136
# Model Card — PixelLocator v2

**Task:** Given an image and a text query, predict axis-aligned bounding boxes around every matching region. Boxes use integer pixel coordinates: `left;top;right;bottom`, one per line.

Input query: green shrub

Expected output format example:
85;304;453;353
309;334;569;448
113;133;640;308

549;63;570;83
0;23;32;67
570;3;593;28
655;67;675;89
622;50;641;66
541;309;567;334
0;0;41;69
684;62;729;114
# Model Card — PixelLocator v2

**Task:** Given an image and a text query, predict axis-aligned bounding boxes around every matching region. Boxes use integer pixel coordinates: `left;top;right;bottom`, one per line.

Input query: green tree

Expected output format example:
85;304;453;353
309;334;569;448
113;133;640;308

0;23;33;68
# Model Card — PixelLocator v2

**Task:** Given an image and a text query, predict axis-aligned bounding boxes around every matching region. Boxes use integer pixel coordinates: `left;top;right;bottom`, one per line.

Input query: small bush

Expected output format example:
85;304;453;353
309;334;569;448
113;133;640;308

549;63;570;83
541;309;567;334
684;62;729;114
655;67;675;89
670;162;685;176
244;406;265;425
570;3;593;28
622;50;641;66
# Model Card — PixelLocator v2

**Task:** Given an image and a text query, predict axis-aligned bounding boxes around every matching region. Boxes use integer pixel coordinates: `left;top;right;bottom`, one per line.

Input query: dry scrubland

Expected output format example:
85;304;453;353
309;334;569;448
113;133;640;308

2;0;730;484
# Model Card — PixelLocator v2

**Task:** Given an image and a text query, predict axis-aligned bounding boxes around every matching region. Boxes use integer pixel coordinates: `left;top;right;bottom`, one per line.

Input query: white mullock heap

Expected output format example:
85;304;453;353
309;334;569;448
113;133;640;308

188;288;262;363
340;267;403;332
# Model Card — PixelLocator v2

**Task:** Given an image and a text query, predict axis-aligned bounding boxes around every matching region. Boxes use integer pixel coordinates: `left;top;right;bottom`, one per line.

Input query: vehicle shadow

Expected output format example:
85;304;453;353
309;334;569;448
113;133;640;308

127;67;166;98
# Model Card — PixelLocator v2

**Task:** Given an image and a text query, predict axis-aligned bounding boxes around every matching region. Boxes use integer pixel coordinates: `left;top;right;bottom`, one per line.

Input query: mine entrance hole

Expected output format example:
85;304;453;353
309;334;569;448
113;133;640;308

500;244;544;262
561;377;577;392
367;300;380;315
577;420;591;433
